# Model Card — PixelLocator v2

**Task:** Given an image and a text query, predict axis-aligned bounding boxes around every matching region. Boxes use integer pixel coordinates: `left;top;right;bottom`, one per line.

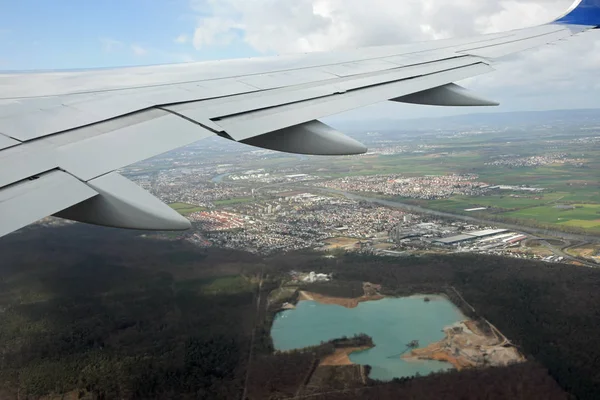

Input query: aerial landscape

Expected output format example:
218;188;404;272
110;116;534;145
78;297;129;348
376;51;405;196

2;0;600;399
122;108;600;264
2;108;600;399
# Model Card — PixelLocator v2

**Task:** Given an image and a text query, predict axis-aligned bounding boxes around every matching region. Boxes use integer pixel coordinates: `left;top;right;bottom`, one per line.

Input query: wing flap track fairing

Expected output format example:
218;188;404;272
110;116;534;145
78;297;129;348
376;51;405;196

55;172;191;231
391;83;499;107
241;120;367;155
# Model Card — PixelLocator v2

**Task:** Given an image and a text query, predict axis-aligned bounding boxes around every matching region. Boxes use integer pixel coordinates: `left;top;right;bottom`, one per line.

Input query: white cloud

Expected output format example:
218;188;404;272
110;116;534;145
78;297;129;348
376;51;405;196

185;0;600;115
193;16;242;49
131;44;148;56
187;0;574;54
174;34;189;44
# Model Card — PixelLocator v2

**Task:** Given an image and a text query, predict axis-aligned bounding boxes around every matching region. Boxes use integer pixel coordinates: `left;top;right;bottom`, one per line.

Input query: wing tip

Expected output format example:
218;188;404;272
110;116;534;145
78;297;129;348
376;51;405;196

554;0;600;27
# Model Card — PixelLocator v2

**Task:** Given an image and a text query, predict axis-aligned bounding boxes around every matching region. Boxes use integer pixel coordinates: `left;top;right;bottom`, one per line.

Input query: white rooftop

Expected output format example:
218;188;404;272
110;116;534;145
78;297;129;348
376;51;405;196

467;229;508;237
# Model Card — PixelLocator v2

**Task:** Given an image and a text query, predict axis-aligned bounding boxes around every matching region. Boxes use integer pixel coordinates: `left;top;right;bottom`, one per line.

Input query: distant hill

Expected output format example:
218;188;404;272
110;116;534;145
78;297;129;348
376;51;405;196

334;108;600;135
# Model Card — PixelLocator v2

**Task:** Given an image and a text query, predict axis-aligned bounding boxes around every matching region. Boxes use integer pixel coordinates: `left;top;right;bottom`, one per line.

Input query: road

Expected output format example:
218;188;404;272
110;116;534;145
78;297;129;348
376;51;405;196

299;187;598;267
450;287;512;348
250;180;599;243
222;177;600;267
313;187;600;243
538;239;598;267
241;270;264;400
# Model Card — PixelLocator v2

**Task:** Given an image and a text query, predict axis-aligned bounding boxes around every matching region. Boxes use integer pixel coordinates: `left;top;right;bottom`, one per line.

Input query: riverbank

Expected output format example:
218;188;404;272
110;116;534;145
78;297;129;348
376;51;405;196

320;346;372;366
403;320;524;371
298;290;384;308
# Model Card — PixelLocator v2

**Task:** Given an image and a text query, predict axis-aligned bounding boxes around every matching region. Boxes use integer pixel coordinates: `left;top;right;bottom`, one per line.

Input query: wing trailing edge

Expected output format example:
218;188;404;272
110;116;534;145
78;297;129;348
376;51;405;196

0;170;97;237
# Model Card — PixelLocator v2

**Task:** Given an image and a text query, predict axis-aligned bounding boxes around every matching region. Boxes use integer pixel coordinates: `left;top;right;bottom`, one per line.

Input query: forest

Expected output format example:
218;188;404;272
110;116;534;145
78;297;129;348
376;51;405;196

308;362;569;400
2;223;600;398
266;250;600;399
0;225;263;399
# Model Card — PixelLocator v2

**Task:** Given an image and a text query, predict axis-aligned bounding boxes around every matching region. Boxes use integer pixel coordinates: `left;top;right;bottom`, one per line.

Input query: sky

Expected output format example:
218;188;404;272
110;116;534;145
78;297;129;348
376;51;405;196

0;0;599;121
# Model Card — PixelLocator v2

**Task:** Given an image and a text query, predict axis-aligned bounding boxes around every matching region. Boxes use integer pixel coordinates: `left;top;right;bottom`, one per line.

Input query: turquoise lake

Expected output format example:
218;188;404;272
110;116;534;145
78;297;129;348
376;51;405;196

271;295;466;381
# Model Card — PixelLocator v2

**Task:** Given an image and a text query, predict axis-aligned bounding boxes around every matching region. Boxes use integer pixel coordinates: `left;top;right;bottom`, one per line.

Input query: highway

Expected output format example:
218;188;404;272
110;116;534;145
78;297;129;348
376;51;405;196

315;187;599;268
223;176;599;267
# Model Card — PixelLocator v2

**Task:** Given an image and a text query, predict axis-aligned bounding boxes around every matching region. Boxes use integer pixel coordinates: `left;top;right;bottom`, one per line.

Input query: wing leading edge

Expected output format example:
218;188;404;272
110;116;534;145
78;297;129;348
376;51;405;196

0;0;599;238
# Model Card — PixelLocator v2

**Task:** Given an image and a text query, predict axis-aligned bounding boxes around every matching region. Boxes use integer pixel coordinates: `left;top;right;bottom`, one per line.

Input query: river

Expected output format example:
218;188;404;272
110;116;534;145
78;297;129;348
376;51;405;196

252;181;597;243
271;295;466;381
211;173;231;183
313;187;600;242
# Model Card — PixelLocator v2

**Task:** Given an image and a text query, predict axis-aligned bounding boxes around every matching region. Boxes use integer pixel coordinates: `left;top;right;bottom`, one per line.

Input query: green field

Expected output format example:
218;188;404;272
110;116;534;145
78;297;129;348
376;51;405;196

427;192;568;212
213;197;255;206
301;128;600;233
310;153;477;178
169;202;206;215
506;204;600;229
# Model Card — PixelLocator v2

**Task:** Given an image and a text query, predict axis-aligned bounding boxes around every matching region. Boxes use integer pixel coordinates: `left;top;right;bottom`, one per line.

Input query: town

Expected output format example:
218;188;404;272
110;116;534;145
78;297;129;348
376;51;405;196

484;153;585;168
315;174;491;200
103;163;567;262
31;121;599;267
155;185;573;263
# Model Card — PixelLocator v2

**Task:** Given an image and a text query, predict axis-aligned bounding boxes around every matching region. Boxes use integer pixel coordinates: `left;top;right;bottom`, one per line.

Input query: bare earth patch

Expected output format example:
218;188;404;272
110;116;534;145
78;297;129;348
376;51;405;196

403;320;524;370
320;347;372;366
298;290;384;309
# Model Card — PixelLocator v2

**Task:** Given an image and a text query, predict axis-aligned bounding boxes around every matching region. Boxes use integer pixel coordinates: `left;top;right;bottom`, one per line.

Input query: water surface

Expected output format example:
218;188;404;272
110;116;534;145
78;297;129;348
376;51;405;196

211;173;230;183
271;295;465;380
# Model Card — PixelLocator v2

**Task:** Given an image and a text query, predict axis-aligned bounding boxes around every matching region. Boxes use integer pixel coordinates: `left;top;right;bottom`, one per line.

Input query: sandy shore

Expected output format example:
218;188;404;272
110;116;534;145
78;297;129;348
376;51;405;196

320;346;372;366
403;341;476;370
298;290;384;309
402;320;524;370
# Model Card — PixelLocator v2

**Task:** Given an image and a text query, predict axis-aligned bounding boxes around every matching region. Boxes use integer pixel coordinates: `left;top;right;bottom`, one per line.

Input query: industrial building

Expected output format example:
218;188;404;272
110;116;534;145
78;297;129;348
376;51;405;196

433;229;510;246
467;229;509;238
434;234;478;245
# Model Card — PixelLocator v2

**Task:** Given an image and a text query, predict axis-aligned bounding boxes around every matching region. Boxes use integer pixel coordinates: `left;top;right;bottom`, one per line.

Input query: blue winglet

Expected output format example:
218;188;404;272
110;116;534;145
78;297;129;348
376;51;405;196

554;0;600;26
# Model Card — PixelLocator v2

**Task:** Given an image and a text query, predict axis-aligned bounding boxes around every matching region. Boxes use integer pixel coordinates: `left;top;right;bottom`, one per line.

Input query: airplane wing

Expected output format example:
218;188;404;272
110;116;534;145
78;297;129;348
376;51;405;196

0;0;599;238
